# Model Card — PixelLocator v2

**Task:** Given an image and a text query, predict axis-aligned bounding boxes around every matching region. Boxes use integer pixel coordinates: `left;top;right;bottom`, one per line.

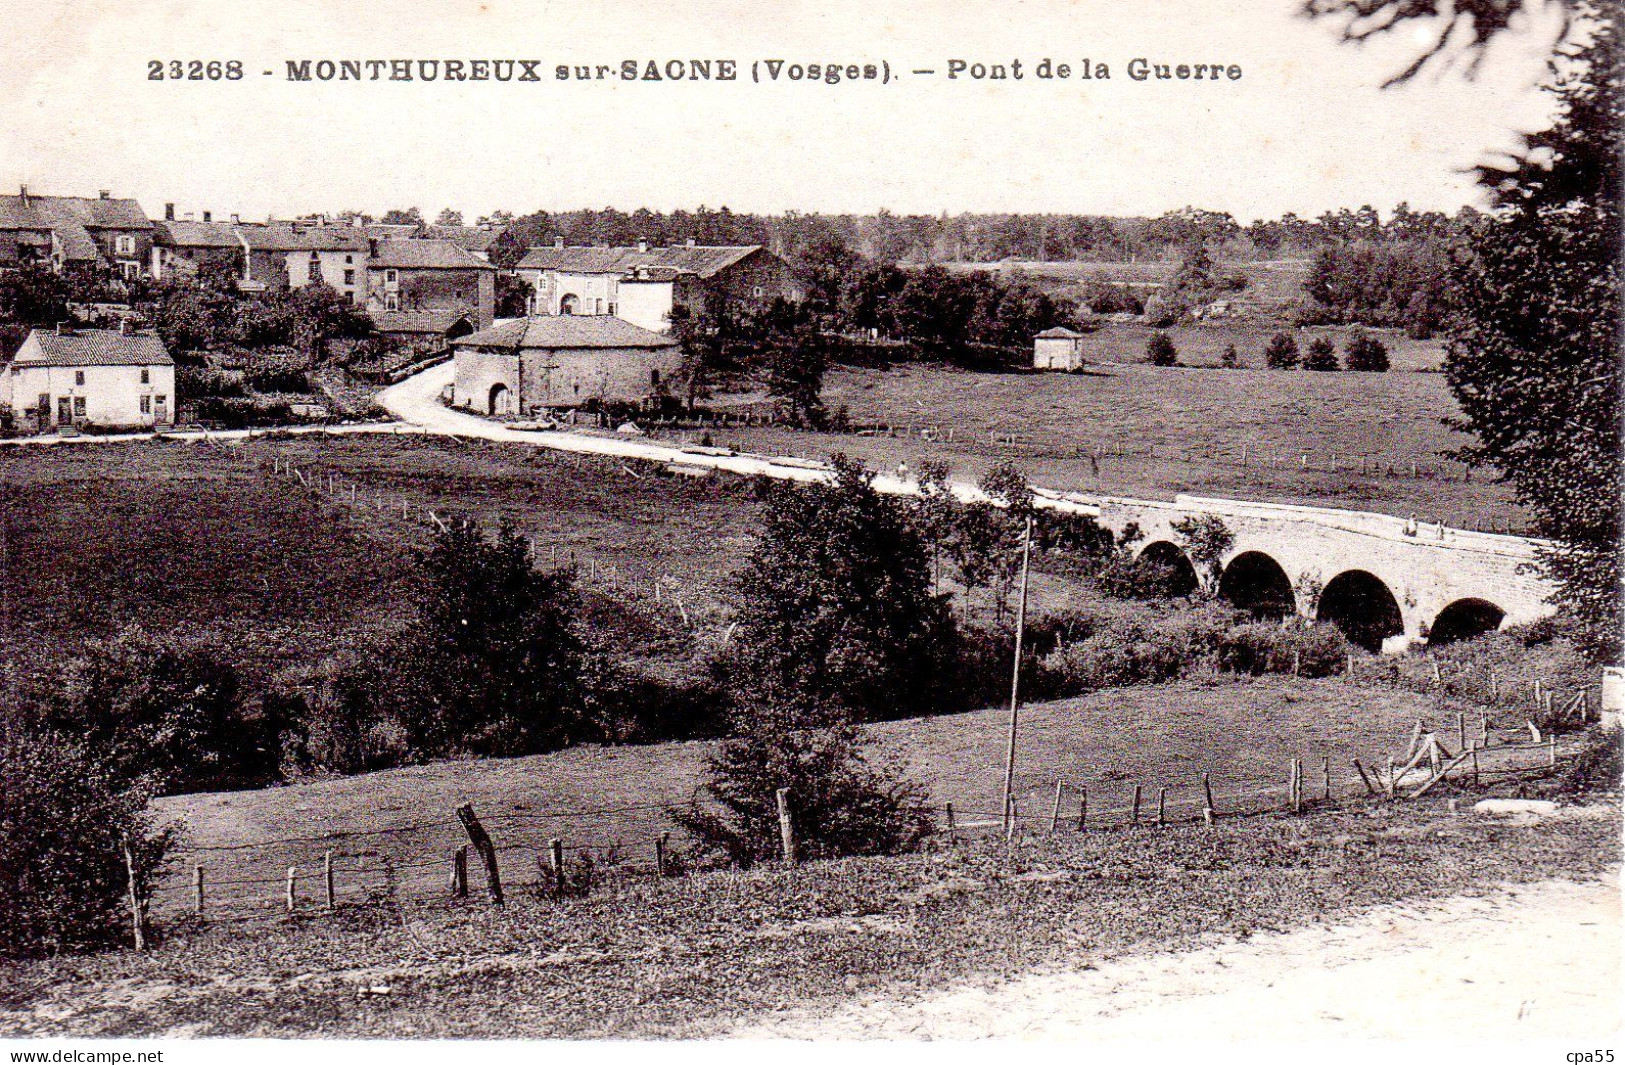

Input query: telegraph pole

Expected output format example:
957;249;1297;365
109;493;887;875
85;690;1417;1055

1000;516;1034;834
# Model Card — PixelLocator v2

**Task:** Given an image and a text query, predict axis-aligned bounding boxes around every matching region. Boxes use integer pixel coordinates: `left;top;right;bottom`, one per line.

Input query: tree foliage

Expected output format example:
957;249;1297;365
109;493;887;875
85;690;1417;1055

731;456;963;722
1444;2;1622;661
1343;329;1391;372
1303;336;1340;371
1145;331;1179;366
1263;331;1300;369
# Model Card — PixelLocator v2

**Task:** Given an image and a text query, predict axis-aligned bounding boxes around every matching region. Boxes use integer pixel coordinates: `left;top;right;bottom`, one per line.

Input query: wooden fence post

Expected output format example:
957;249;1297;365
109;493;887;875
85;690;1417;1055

455;803;504;906
324;851;335;911
1156;787;1167;827
1076;788;1088;831
1289;759;1300;813
550;838;565;899
775;788;798;864
450;845;468;898
122;837;146;951
1131;784;1142;825
1202;774;1216;824
944;801;956;842
1457;713;1467;754
656;831;670;879
1385;756;1397;799
1049;779;1064;834
193;863;205;916
1353;758;1377;795
1549;735;1557;767
1480;712;1490;749
286;866;298;913
1322;755;1331;801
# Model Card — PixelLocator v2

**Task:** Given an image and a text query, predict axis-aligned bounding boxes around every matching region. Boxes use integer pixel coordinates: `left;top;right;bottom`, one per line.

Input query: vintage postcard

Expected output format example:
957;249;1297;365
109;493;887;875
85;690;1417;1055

0;0;1618;1055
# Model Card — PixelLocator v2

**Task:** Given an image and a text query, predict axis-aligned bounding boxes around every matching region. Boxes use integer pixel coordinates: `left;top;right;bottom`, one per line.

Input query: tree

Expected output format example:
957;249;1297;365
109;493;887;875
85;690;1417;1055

399;519;589;756
763;322;831;428
1145;330;1179;366
1220;343;1242;369
1263;331;1300;369
1444;2;1621;661
670;699;932;868
435;208;464;226
1343;329;1391;371
731;456;963;722
1304;336;1341;371
1171;514;1235;591
380;207;425;228
0;727;175;958
0;264;69;327
29;628;277;796
495;272;533;319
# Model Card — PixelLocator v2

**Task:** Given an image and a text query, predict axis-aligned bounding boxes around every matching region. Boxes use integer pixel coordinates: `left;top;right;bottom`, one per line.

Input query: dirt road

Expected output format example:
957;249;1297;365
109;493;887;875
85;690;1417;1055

732;872;1622;1040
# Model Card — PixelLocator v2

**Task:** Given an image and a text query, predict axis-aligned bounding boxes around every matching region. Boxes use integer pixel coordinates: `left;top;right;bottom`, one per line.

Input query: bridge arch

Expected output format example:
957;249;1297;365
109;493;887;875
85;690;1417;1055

1219;551;1295;618
1136;540;1199;597
1318;569;1404;652
1428;597;1506;646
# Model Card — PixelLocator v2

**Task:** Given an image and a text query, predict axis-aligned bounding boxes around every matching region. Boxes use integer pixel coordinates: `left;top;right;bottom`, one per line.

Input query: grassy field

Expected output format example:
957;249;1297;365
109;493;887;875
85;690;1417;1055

134;674;1497;920
952;258;1320;324
0;435;763;677
5;794;1614;1037
1073;321;1446;372
699;361;1524;527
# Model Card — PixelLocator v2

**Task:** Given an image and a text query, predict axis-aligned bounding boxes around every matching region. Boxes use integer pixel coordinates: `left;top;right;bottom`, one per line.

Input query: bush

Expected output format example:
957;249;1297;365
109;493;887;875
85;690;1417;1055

1263;332;1300;369
29;627;281;795
672;703;932;868
1037;617;1193;694
1344;330;1391;371
1303;336;1340;371
175;365;246;400
0;728;175;958
1096;551;1196;600
1217;621;1352;677
192;396;298;428
272;644;413;778
1555;724;1622;798
244;366;313;394
1145;331;1179;366
1219;343;1242;368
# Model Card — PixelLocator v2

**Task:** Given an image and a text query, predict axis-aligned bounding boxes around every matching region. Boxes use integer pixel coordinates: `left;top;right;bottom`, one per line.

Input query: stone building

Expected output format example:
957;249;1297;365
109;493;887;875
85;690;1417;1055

4;324;175;431
367;239;496;330
1033;326;1086;371
451;315;682;415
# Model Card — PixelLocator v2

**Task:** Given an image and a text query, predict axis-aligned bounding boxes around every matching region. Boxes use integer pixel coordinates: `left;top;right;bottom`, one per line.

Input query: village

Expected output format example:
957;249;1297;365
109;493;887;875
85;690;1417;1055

0;0;1617;1042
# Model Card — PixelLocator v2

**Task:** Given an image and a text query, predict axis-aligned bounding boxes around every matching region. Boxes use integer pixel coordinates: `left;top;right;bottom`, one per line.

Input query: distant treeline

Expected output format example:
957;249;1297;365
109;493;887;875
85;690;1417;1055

461;202;1480;269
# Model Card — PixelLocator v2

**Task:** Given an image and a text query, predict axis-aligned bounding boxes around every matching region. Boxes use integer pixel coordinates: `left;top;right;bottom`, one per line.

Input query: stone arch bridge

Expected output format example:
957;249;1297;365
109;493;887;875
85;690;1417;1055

1038;491;1553;654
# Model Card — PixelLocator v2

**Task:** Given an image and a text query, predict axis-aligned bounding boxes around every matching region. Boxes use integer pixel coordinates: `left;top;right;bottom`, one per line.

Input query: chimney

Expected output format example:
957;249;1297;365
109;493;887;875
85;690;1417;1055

18;184;27;203
368;238;379;258
553;235;564;249
686;237;696;247
99;190;110;200
202;210;212;222
119;318;132;336
164;203;175;221
637;239;649;253
231;213;240;225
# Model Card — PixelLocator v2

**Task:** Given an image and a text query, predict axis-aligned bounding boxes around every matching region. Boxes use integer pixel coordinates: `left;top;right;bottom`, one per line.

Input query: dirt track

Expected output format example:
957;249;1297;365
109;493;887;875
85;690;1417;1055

734;869;1622;1040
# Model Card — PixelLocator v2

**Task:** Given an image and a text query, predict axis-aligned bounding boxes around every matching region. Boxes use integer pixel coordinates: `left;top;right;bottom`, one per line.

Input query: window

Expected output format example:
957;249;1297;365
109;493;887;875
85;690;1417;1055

650;369;661;387
116;235;135;255
595;298;604;315
345;255;353;264
752;285;764;298
608;302;617;316
140;395;151;414
385;294;399;311
74;371;84;386
121;262;139;280
140;367;149;384
72;397;85;417
343;269;355;285
308;252;323;283
385;269;398;284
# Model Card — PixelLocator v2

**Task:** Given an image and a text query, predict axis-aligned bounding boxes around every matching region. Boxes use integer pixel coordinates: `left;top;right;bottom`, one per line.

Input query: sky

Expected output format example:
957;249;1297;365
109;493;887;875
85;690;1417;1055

0;0;1571;223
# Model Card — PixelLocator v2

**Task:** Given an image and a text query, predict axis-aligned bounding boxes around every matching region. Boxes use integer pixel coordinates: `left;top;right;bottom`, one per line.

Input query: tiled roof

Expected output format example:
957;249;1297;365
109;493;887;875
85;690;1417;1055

17;329;173;366
368;308;474;335
423;225;500;252
454;315;679;351
154;220;242;248
515;244;762;278
369;239;494;270
237;224;370;252
1035;327;1083;339
0;194;153;264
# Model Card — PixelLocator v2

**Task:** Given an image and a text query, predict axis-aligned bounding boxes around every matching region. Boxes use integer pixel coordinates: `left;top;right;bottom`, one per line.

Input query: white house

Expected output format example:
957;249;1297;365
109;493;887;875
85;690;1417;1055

1033;326;1086;371
4;325;176;432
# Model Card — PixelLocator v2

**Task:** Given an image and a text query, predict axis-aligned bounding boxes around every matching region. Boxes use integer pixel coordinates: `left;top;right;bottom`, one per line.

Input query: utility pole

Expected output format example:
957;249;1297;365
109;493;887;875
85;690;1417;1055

1000;516;1035;834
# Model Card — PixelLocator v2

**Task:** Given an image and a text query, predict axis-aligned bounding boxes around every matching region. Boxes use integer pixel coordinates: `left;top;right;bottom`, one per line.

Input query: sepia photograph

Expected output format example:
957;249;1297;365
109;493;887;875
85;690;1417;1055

0;0;1619;1052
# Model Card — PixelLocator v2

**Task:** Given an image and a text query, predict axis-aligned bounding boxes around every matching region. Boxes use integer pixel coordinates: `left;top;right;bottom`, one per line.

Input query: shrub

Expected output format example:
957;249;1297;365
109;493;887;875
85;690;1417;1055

272;645;414;777
672;702;932;868
244;366;313;394
1303;336;1340;371
0;728;175;959
1219;343;1242;368
175;365;246;400
1146;331;1179;366
1344;330;1391;371
29;627;280;795
1037;618;1191;694
1217;621;1352;677
1263;332;1300;369
1554;724;1622;798
1096;551;1196;600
